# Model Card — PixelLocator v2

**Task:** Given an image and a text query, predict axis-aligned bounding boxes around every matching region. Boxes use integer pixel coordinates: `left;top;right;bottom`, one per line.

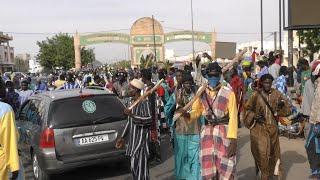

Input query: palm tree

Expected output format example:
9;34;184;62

140;53;154;69
162;60;173;72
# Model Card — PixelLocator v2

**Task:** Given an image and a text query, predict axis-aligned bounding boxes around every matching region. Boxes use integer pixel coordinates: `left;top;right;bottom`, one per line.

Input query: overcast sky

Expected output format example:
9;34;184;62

1;0;282;63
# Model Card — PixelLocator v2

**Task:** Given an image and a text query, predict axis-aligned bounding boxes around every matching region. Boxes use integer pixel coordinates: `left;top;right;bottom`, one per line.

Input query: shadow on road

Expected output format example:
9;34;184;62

22;135;174;180
237;150;307;180
281;150;307;179
238;133;250;150
22;155;132;180
237;166;257;180
161;175;175;180
51;160;131;180
154;169;174;180
237;133;251;161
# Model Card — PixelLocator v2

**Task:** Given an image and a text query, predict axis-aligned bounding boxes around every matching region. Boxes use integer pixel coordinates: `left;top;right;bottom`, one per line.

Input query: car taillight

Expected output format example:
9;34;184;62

39;128;55;148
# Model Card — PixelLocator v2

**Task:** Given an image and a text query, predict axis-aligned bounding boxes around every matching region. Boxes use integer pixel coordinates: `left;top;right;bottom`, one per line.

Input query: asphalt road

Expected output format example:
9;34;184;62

22;128;309;180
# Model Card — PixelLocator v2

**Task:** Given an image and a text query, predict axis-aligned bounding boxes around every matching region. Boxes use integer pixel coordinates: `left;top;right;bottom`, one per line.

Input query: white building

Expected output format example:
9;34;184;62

237;31;304;66
165;49;175;60
0;32;14;73
29;59;43;73
16;53;31;62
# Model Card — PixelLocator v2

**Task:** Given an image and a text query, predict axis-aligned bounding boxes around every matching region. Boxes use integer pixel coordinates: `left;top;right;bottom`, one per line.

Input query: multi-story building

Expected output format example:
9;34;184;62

16;53;31;62
0;32;14;73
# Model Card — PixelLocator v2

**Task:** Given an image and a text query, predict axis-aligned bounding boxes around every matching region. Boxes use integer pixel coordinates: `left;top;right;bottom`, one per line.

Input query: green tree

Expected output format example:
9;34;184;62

297;29;320;61
118;60;131;68
37;33;95;70
81;47;95;65
139;53;154;68
162;60;173;72
111;60;131;69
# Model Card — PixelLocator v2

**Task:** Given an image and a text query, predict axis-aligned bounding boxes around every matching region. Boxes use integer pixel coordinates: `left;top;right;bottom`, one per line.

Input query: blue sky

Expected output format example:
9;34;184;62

1;0;281;63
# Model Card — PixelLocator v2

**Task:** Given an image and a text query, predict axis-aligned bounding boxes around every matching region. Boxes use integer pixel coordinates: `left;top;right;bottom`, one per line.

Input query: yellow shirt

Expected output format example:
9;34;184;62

0;102;20;179
54;79;66;88
190;87;238;139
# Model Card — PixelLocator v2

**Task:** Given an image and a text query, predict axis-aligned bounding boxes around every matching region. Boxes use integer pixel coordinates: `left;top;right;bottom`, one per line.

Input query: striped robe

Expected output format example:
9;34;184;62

122;99;152;180
62;82;80;89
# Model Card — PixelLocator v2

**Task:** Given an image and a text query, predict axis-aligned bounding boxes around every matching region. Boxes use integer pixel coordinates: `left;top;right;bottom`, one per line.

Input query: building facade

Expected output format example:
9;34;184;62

16;53;31;62
0;32;14;73
29;58;42;73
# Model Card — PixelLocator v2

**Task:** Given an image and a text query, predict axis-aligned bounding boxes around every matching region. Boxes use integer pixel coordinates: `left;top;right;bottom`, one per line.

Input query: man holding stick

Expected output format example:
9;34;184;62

116;78;153;180
190;62;238;180
168;49;245;179
140;68;162;163
164;72;202;179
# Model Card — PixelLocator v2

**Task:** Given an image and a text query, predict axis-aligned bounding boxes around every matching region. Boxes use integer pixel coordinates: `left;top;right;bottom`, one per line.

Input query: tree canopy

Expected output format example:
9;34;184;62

111;60;131;69
139;53;154;68
297;29;320;61
37;33;95;70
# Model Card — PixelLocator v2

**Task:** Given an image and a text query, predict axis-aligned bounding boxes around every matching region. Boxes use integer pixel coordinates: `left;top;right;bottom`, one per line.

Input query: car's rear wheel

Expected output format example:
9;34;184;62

32;153;50;180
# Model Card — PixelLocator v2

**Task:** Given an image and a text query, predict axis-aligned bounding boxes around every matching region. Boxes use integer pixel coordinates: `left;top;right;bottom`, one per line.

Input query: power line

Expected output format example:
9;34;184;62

4;28;277;36
3;28;131;35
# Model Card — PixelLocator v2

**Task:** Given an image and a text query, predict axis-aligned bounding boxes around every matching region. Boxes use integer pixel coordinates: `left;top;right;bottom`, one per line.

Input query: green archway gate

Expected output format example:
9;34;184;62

74;17;217;70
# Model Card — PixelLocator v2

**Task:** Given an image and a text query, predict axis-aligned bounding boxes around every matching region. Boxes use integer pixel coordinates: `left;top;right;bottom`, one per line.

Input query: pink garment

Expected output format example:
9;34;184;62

200;125;236;180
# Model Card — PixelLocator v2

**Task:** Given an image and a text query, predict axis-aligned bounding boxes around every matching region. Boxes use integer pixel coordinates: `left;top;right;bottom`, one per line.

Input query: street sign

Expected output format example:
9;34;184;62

79;33;130;45
165;31;212;44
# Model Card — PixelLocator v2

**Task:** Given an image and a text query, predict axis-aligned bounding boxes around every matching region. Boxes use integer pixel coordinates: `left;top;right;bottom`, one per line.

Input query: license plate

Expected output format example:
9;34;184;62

78;134;109;145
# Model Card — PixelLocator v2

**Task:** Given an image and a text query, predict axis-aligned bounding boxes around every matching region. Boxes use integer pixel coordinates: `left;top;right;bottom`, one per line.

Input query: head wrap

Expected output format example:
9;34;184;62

260;74;274;82
242;60;252;67
312;60;320;76
182;72;194;84
130;79;144;90
206;62;222;73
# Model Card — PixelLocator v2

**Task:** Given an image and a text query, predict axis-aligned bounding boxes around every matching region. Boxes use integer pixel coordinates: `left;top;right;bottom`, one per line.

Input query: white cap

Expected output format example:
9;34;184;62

130;79;144;90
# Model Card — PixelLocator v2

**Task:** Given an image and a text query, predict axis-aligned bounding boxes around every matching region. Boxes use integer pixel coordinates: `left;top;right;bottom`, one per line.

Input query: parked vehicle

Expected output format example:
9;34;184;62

279;113;307;139
17;89;127;180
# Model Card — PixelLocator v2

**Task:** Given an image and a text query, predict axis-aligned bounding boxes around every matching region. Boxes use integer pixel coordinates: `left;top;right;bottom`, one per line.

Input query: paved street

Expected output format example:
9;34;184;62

22;128;309;180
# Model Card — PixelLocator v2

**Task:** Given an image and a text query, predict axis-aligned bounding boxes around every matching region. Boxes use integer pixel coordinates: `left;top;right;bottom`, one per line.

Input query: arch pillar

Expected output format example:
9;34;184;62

211;30;217;59
74;32;81;71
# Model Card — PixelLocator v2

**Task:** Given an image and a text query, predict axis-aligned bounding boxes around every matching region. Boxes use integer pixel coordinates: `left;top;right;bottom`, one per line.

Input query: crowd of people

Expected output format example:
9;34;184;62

1;50;320;180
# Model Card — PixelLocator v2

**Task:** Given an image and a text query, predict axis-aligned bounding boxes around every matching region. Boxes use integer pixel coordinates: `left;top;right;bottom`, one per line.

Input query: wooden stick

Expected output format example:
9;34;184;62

173;48;247;121
144;54;154;69
221;48;248;73
128;79;164;110
237;91;243;112
173;82;208;121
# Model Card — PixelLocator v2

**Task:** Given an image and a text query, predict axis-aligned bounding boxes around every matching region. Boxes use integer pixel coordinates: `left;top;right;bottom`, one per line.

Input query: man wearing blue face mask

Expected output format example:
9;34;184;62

190;62;238;180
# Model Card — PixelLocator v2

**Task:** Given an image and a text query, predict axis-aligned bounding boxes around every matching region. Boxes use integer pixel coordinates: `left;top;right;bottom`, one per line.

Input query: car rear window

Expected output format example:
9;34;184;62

48;95;126;128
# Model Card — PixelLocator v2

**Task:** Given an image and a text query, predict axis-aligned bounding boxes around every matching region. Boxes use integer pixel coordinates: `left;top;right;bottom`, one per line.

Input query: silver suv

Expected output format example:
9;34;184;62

17;89;127;180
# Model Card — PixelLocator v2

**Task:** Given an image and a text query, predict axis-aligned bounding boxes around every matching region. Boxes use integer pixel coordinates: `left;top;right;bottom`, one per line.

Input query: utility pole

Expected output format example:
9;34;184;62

279;0;282;63
191;0;195;61
152;15;157;63
298;33;301;58
127;44;130;61
274;31;277;51
288;30;294;86
260;0;264;52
